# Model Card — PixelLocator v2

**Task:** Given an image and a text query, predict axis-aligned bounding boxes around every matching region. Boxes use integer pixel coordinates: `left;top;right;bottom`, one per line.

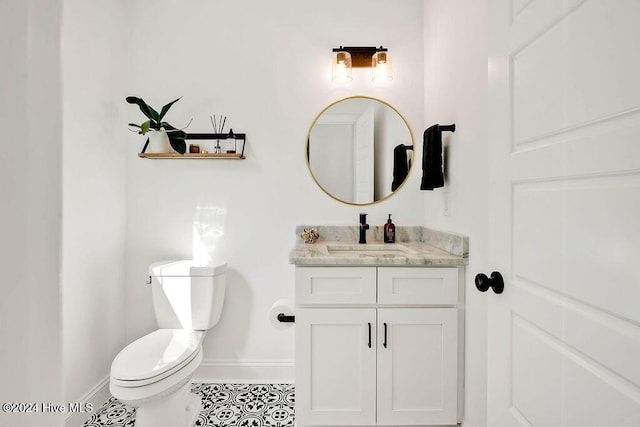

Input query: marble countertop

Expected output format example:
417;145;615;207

289;226;468;267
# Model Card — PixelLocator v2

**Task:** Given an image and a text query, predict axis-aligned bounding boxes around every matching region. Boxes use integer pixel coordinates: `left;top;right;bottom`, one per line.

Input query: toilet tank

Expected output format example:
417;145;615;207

149;260;226;330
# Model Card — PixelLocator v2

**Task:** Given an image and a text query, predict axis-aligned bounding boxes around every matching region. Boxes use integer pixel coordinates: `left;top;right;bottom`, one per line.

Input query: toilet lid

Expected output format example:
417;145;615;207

149;260;227;277
111;329;203;382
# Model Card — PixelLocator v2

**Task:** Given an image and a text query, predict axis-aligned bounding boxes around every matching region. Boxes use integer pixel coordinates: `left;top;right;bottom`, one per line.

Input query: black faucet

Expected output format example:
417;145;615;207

359;213;369;244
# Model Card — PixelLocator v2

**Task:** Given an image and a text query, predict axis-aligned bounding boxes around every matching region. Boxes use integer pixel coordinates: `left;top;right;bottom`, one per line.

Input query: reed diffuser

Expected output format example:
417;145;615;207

210;114;227;154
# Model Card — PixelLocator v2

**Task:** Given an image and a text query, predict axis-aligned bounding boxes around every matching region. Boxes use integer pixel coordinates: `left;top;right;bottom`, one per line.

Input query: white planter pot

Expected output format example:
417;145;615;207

145;130;170;153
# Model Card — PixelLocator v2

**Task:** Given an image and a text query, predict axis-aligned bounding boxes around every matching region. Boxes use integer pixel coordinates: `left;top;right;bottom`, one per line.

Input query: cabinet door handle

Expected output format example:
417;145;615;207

383;322;388;348
368;323;372;348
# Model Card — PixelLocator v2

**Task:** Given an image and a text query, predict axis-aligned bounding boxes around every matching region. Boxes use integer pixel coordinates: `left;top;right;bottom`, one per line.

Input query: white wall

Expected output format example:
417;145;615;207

423;0;488;426
61;0;128;404
0;1;64;426
124;0;425;379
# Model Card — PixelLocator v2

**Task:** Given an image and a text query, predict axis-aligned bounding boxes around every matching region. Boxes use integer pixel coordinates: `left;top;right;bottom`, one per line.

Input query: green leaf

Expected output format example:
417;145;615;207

158;97;182;122
168;133;187;154
126;96;159;122
141;121;151;134
128;123;142;129
161;122;177;131
171;128;187;138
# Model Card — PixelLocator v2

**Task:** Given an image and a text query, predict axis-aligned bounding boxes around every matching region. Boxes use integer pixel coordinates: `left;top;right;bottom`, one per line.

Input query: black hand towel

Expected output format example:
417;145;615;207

392;144;409;191
420;125;444;190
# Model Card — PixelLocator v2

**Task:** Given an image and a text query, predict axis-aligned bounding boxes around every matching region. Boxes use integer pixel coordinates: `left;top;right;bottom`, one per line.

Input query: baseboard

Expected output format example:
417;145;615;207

193;359;295;383
65;376;111;427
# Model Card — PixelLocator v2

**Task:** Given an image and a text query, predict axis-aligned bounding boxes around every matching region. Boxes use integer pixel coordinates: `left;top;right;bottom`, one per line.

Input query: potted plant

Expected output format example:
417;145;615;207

127;96;188;154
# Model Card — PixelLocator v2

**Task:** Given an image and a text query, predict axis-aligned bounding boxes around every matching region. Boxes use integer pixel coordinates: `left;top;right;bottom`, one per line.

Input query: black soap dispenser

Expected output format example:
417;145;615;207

384;214;396;243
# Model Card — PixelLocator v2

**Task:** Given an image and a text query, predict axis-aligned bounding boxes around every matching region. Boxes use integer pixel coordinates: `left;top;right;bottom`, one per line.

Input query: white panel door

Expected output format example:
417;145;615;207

377;308;458;426
488;0;640;426
295;308;377;426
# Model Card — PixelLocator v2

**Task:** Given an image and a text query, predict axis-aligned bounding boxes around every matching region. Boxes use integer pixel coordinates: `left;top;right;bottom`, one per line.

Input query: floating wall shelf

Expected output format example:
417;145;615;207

138;152;245;159
139;132;247;159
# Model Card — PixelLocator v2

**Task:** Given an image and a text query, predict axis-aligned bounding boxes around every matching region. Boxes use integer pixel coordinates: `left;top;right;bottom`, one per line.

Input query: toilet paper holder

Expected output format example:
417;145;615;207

277;313;295;323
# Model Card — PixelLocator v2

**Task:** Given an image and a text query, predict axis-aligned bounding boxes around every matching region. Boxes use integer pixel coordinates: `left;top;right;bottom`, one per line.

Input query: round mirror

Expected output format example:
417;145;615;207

306;96;414;205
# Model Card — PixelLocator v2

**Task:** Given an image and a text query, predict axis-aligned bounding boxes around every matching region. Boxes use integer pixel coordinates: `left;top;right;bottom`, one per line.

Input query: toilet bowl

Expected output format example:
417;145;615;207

110;261;226;427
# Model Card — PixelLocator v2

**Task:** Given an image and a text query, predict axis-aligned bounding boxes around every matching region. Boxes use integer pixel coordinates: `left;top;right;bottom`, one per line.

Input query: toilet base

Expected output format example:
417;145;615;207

133;381;202;427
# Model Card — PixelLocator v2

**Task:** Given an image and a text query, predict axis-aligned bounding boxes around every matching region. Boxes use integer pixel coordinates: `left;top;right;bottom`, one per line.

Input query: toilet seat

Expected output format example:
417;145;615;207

111;329;204;387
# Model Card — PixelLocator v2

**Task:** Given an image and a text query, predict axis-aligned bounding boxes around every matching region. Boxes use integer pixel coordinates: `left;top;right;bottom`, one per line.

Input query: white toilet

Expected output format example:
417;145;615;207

110;260;226;427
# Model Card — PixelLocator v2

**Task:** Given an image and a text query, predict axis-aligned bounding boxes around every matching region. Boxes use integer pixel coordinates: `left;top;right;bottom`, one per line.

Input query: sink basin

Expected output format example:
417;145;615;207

326;244;414;257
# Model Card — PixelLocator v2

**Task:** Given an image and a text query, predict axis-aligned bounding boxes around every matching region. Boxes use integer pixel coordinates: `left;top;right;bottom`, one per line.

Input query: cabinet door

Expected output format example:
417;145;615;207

295;308;377;426
377;308;458;425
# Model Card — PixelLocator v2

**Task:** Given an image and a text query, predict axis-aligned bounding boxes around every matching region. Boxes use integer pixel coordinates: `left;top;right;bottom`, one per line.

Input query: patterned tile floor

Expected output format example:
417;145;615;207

82;383;295;427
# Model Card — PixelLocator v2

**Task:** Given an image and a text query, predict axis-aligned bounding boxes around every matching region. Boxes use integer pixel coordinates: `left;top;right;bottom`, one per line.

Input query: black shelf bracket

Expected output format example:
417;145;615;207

185;133;247;157
185;133;246;140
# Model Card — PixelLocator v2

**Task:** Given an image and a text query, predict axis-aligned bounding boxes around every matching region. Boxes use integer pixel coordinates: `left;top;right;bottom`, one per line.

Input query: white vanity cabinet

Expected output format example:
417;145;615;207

295;266;463;427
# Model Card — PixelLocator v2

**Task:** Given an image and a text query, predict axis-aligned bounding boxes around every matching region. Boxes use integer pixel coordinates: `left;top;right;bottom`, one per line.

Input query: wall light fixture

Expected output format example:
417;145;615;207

331;46;392;82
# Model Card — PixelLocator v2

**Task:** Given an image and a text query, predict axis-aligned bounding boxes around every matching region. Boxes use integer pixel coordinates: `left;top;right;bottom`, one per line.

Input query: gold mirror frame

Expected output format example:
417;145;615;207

306;96;415;206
